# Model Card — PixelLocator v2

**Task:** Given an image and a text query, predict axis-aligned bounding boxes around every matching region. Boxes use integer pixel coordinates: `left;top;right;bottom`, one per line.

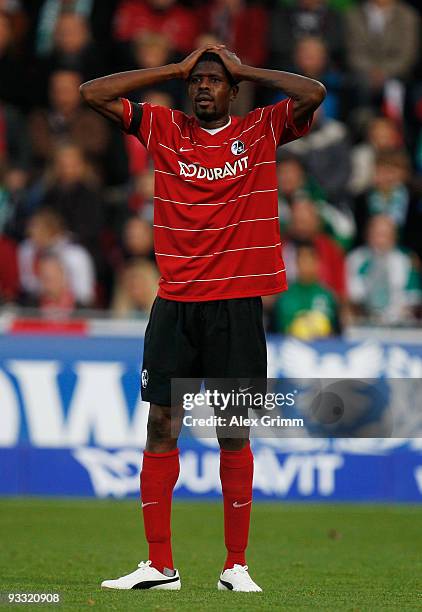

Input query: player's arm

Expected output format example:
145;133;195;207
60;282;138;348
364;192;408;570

79;46;218;129
79;66;178;127
213;47;326;128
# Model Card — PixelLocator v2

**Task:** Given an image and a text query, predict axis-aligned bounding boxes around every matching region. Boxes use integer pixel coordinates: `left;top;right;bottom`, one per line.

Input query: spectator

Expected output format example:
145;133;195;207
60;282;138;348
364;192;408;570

112;258;159;318
41;143;103;258
30;0;118;59
349;116;404;196
347;214;421;324
278;155;325;204
270;0;344;70
34;12;106;104
290;36;345;120
107;215;155;286
122;215;154;261
18;208;95;306
128;169;155;218
29;69;108;172
282;106;352;204
52;12;104;78
200;0;268;68
0;0;27;51
129;31;185;108
113;0;199;55
273;240;340;338
283;198;347;298
277;156;355;249
353;150;417;246
33;252;77;316
345;0;420;114
0;11;26;108
132;30;170;68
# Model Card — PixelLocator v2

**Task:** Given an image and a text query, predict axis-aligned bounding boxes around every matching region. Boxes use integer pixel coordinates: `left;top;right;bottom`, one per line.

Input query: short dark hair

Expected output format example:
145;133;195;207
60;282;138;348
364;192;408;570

191;51;237;87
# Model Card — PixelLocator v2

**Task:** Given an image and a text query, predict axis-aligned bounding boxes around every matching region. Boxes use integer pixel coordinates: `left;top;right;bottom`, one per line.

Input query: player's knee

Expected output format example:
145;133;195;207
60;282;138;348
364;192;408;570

146;406;177;451
147;409;172;441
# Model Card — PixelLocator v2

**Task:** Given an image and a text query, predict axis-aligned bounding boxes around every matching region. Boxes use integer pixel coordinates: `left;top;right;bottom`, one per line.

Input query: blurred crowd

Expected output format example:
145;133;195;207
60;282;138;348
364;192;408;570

0;0;421;338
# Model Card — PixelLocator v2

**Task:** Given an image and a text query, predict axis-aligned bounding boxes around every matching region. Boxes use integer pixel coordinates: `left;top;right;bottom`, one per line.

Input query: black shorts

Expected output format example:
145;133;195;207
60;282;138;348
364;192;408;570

141;296;267;406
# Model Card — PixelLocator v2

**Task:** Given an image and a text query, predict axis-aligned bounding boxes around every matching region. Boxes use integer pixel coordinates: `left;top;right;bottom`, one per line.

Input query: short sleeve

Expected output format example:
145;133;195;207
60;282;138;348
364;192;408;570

121;98;156;150
268;98;313;147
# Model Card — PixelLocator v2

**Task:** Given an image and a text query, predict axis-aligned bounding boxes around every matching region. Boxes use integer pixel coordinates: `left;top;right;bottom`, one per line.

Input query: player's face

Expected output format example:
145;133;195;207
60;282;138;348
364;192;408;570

188;61;235;123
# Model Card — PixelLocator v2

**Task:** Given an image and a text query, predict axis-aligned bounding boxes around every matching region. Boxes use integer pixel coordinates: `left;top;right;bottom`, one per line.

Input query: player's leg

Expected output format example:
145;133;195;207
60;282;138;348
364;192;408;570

218;436;254;553
139;297;200;579
217;436;261;591
102;298;199;591
202;297;266;592
101;404;184;591
140;403;183;574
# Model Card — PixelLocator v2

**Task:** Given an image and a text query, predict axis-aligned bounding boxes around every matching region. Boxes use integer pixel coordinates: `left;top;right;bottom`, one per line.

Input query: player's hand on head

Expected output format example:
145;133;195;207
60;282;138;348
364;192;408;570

211;47;243;82
177;46;219;81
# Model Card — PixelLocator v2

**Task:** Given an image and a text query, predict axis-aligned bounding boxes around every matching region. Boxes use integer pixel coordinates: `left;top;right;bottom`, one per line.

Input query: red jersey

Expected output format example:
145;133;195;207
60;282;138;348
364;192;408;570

122;98;312;302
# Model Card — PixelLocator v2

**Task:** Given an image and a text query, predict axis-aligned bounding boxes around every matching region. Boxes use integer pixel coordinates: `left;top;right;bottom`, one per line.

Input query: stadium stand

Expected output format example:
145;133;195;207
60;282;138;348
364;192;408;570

0;0;421;335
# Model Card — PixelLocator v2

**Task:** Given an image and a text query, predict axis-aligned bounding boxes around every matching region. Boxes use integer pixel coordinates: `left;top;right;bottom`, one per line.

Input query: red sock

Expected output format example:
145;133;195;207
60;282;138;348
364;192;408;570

220;442;254;570
140;449;179;573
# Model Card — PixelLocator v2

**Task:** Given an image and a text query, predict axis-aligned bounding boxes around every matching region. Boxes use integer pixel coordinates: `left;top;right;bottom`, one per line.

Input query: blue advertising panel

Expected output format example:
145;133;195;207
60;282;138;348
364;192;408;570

0;333;421;501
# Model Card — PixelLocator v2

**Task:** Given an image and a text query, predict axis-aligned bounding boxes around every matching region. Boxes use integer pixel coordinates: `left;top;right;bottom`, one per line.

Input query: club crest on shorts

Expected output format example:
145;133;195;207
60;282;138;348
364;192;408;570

231;140;245;155
141;369;149;388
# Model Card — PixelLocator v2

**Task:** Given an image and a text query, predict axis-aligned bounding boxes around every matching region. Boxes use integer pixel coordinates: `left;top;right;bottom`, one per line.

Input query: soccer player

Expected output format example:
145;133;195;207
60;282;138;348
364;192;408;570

80;45;325;592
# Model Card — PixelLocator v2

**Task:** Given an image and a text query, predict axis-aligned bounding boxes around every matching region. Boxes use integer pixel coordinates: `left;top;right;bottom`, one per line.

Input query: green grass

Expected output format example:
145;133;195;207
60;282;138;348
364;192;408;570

0;499;421;611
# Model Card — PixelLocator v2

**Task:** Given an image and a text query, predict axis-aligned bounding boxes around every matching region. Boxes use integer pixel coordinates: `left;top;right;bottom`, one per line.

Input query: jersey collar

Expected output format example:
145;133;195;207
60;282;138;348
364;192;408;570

199;116;232;136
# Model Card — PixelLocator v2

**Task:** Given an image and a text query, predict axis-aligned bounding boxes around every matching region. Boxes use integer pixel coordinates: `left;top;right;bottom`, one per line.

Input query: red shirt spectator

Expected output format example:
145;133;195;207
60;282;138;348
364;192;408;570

200;0;268;67
113;0;199;54
0;234;19;302
283;198;346;299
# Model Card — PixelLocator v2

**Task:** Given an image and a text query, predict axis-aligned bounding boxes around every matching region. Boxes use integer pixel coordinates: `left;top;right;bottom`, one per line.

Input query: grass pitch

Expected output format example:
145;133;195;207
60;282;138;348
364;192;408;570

0;499;421;611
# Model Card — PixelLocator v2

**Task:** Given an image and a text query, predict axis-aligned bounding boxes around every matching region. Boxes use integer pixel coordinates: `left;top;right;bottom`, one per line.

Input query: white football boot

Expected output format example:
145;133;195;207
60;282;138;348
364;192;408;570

217;564;262;592
101;560;181;590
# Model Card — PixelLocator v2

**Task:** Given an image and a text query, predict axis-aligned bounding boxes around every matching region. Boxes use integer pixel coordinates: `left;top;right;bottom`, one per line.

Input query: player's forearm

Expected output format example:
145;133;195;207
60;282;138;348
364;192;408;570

237;65;326;105
80;64;181;106
235;65;326;125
